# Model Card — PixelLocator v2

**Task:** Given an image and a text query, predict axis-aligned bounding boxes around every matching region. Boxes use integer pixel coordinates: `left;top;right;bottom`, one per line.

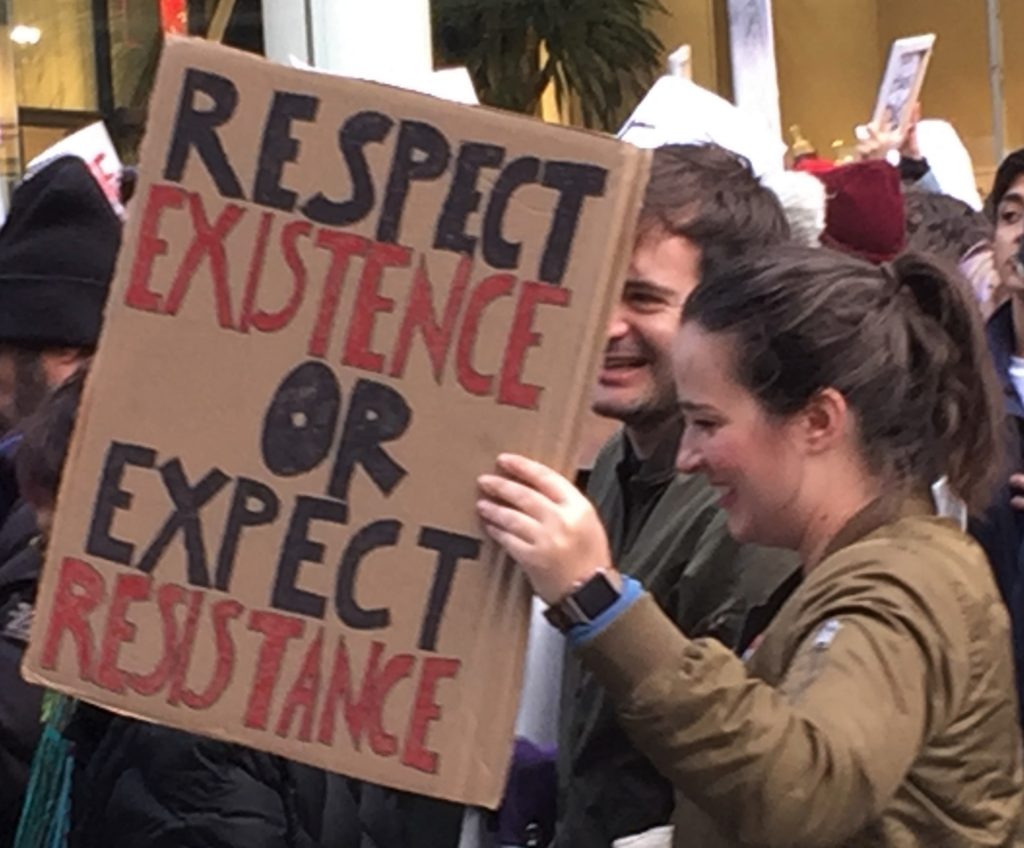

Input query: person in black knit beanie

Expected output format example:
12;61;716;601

0;155;121;846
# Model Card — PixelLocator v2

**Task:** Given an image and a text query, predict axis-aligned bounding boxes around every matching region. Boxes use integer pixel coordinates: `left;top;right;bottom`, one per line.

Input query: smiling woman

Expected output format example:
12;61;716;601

477;244;1023;847
672;325;803;545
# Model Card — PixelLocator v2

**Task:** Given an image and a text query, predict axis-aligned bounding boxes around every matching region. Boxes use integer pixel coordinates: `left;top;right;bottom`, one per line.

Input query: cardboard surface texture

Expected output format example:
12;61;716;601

22;38;647;807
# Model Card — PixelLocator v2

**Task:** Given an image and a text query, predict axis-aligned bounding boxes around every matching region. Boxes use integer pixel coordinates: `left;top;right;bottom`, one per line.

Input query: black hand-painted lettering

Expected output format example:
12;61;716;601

253;91;320;212
272;496;347;619
215;477;281;591
302;111;394;226
164;68;244;198
376;120;451;243
482;157;541;270
136;460;230;586
262;361;342;476
434;142;506;255
538;161;607;284
86;441;157;565
327;378;410;505
416;527;481;651
335;519;399;630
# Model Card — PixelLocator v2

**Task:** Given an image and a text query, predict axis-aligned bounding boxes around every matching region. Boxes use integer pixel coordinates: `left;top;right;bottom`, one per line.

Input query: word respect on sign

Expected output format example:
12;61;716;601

120;66;610;409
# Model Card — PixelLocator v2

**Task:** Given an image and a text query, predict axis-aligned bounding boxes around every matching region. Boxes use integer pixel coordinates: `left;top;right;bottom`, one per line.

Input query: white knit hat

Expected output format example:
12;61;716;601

760;170;827;247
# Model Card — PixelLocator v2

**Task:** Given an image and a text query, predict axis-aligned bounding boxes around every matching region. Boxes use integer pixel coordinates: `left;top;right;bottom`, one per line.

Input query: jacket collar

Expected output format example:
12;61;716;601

986;300;1024;419
821;493;935;563
617;417;685;488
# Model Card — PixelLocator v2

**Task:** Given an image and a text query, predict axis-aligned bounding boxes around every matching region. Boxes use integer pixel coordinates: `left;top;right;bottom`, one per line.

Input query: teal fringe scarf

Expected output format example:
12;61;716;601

13;691;77;848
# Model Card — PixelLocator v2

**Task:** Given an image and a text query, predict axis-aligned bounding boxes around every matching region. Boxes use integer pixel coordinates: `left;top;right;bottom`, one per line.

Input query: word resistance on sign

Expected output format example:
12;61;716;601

40;557;459;775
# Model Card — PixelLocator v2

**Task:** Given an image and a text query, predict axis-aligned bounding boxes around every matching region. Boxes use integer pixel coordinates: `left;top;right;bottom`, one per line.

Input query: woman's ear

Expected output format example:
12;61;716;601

798;387;852;456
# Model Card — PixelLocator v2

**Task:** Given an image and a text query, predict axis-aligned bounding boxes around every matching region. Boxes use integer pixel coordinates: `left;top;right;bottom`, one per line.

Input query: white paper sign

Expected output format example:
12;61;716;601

24;122;125;218
618;75;786;176
613;826;674;848
287;55;479;105
916;119;983;211
727;0;781;143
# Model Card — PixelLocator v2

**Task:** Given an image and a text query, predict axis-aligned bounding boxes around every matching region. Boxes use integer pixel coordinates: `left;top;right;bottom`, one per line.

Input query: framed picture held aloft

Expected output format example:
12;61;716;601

872;34;936;136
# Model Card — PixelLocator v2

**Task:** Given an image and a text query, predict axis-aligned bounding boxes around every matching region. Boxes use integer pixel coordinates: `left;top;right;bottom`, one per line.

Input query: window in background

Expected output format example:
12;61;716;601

0;3;21;218
108;0;161;110
8;0;266;167
10;0;97;111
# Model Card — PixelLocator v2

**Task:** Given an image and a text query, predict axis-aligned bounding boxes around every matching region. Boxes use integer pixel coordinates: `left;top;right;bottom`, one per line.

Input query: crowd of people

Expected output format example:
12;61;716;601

0;99;1024;848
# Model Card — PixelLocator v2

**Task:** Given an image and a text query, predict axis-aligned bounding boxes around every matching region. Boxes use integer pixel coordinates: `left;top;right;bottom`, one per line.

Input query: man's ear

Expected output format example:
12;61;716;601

798;387;851;456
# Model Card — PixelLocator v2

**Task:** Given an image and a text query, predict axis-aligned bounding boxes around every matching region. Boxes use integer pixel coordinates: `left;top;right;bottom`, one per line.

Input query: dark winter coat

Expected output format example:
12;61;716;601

67;713;362;848
972;300;1024;729
0;447;42;848
66;711;466;848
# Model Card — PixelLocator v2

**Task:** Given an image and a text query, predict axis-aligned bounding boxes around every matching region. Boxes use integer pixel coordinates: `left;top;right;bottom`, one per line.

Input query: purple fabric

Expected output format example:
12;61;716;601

495;738;557;846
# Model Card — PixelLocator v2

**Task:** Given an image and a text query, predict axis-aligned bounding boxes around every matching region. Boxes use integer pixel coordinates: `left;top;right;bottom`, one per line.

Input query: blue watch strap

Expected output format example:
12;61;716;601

567;576;643;646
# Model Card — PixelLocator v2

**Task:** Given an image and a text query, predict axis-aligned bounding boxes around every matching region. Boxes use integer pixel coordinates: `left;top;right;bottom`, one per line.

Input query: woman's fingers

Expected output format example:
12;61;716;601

495;454;574;505
478;453;615;604
479;523;532;564
477;473;553;520
476;498;541;544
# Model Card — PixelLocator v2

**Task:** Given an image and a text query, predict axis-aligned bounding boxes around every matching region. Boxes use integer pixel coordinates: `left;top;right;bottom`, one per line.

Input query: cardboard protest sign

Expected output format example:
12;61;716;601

23;38;647;806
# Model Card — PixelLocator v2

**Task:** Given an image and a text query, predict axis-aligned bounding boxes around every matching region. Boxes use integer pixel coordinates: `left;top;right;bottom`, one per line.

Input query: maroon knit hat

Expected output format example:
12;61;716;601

816;160;906;263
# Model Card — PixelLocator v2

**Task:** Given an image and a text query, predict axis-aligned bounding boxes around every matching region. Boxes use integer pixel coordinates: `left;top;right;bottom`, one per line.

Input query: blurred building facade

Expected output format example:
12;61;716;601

0;0;1018;211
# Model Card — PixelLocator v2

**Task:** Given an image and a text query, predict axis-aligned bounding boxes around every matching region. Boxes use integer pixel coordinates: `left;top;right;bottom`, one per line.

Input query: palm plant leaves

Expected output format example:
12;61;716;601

433;0;664;130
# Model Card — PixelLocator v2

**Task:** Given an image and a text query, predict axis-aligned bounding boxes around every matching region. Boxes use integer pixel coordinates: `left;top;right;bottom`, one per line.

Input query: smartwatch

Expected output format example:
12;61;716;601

544;571;621;633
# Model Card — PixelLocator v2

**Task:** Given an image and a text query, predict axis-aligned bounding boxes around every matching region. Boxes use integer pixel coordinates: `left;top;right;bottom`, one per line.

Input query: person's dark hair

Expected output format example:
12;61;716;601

904;189;992;263
119;166;138;205
640;143;790;267
15;366;88;510
0;345;50;437
986;147;1024;222
681;245;1003;513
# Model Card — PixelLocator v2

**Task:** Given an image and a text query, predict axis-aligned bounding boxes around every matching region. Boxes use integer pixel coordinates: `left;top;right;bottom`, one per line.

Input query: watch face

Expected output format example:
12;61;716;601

544;571;621;632
573;572;620;620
